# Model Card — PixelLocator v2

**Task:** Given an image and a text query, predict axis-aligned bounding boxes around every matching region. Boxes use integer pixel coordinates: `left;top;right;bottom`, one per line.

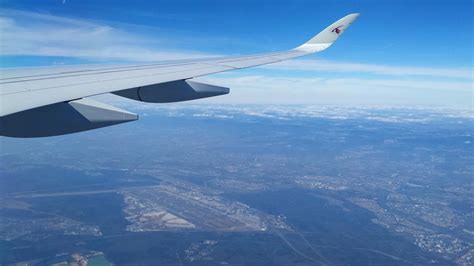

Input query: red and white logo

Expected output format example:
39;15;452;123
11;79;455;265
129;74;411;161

331;25;343;34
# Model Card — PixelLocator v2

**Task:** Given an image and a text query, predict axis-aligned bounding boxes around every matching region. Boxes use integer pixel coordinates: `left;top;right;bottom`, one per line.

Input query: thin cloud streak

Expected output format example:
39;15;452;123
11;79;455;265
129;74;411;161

268;59;473;80
201;75;472;92
197;75;473;106
0;9;214;61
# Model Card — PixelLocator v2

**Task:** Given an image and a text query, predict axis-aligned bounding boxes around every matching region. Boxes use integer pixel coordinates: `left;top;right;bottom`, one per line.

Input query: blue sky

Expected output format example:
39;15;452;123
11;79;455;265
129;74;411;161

0;0;472;106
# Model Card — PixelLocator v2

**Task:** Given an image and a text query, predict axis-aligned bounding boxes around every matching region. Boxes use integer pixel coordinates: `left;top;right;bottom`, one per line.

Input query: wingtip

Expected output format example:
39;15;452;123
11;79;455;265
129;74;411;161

342;13;361;20
295;13;360;53
346;13;361;23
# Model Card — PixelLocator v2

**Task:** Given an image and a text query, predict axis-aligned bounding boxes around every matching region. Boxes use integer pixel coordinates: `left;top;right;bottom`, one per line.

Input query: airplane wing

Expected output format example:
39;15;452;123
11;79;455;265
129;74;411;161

0;13;359;137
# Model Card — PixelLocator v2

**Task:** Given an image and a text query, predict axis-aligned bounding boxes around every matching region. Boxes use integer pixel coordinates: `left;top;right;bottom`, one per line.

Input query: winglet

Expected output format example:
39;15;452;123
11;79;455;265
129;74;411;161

295;13;360;53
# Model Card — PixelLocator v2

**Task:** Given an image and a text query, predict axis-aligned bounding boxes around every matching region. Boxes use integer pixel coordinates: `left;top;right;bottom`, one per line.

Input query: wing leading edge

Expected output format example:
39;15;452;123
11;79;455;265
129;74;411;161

0;13;359;137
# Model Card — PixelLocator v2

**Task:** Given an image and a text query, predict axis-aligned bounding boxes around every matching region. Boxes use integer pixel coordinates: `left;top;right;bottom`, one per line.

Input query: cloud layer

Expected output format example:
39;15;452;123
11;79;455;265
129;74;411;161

115;103;474;124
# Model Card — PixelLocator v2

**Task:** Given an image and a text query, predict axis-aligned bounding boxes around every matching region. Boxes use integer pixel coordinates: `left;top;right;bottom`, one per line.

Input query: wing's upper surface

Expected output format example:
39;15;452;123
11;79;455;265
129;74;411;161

0;13;359;137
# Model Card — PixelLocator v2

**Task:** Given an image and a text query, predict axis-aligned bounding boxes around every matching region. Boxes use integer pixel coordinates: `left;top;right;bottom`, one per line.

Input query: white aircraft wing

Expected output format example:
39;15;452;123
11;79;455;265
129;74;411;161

0;13;359;137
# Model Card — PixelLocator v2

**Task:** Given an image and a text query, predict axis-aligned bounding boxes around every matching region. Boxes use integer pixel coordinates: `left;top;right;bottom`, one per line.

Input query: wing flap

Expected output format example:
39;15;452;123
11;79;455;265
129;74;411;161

0;98;137;138
114;80;229;103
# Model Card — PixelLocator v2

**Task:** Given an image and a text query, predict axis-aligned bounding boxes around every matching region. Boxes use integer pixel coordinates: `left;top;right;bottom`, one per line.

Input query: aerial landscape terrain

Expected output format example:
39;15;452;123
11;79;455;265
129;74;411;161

0;104;472;265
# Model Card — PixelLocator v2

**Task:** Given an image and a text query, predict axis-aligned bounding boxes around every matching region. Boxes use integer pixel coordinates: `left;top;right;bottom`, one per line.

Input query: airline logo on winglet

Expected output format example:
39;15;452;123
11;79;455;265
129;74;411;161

331;25;343;34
